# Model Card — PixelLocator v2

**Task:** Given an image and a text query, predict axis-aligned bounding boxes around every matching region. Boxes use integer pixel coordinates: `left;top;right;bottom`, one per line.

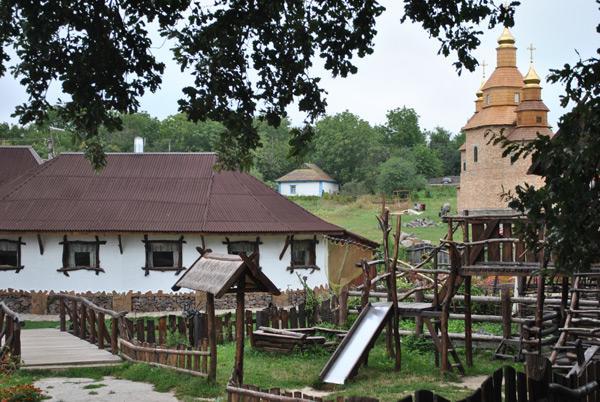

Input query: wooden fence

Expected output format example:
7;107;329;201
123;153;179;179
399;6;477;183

228;358;600;401
57;293;126;354
119;337;211;377
0;301;22;365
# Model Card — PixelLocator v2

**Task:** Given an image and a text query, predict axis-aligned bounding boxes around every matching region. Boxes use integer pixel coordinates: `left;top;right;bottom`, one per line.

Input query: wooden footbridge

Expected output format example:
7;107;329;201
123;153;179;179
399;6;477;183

1;296;125;369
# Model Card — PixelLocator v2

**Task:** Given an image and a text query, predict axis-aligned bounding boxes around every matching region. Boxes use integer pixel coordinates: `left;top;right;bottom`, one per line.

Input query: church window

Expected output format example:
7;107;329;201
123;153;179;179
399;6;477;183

485;94;490;105
514;92;520;103
473;146;478;163
463;162;467;171
536;116;542;123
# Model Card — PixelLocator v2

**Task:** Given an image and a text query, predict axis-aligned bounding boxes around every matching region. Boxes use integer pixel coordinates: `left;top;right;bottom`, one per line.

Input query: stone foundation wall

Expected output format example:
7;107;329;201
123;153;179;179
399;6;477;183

0;287;313;315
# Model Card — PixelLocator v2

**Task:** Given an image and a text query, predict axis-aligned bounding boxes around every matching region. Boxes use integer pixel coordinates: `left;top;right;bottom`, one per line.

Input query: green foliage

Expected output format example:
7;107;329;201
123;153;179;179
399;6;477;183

297;273;323;318
428;127;465;176
376;156;427;195
411;144;444;178
165;330;190;348
311;111;384;185
254;118;298;182
0;384;44;402
381;107;426;148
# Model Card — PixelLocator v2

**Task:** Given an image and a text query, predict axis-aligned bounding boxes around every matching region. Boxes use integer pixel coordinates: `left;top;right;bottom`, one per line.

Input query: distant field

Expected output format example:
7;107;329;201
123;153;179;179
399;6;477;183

291;186;457;244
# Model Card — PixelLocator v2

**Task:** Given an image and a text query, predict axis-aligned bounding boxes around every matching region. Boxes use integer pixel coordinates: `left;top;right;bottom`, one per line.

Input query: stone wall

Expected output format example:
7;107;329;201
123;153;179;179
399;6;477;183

0;287;313;315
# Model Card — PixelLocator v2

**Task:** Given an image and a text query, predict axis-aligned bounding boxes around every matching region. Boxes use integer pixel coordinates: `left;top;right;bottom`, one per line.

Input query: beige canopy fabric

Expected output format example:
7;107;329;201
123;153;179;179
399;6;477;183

326;239;374;295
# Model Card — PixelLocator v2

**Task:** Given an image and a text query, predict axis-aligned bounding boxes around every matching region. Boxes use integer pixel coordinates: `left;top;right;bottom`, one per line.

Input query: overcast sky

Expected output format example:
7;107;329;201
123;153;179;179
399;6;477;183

0;0;597;135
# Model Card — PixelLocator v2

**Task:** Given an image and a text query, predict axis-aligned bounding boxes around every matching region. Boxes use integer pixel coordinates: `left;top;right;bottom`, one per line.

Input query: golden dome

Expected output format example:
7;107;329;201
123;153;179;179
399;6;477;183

524;64;541;87
476;79;486;98
498;27;516;47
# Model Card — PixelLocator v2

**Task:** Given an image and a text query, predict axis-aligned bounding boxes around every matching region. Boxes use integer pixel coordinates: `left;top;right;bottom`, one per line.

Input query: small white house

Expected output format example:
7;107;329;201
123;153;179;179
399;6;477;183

276;164;339;197
0;148;374;293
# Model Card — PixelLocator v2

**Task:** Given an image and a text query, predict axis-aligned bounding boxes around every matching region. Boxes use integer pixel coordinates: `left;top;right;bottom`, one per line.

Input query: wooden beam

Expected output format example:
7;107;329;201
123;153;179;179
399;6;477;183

37;234;44;255
232;275;246;385
118;235;123;254
206;293;217;384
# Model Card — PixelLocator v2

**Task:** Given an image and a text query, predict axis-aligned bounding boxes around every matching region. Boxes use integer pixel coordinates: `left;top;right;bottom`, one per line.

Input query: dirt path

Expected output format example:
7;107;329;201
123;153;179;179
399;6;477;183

34;377;180;402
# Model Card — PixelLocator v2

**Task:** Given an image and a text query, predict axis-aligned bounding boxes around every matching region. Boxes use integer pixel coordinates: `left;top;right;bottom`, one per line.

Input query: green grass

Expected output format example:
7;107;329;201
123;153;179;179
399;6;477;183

291;186;457;244
10;336;519;402
22;321;60;330
82;383;106;390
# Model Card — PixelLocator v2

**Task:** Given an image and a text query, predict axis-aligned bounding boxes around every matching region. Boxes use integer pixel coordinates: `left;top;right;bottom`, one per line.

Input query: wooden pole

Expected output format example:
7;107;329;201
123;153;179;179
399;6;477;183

59;297;66;332
206;292;217;384
111;317;119;354
501;287;512;340
464;275;473;367
232;275;246;385
441;218;454;373
361;259;371;309
339;285;348;327
390;214;402;370
380;209;393;358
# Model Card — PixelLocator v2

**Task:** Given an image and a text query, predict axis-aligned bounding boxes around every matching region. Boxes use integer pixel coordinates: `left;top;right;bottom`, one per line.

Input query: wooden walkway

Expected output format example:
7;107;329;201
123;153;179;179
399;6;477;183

20;328;122;369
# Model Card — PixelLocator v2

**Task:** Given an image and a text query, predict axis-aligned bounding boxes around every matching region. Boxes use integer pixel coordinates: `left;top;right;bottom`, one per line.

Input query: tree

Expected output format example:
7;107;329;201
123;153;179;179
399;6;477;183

311;111;382;185
157;114;223;152
495;47;600;274
101;112;161;152
376;156;426;195
0;0;519;170
381;107;425;149
428;127;464;176
254;118;298;183
411;144;444;178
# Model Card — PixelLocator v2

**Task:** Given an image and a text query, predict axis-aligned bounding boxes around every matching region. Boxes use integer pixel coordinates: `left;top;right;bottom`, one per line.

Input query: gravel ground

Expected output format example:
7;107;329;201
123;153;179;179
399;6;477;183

34;377;180;402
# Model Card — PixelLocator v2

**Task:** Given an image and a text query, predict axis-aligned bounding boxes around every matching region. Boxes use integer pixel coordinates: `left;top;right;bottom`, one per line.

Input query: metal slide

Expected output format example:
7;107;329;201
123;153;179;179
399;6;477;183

320;302;392;385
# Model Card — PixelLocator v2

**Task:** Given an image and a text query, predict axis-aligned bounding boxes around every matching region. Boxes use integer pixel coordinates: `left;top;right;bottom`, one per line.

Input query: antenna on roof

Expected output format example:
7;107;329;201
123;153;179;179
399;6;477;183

134;137;144;153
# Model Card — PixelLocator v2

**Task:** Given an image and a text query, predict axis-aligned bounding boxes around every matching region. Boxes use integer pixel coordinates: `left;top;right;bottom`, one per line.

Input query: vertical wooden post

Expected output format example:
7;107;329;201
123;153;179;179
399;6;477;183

97;312;105;349
390;214;402;371
415;288;424;336
71;299;79;336
206;293;217;384
232;275;246;385
89;310;97;345
111;317;119;354
12;321;21;357
80;303;87;340
339;286;348;327
441;218;453;374
59;297;66;332
560;276;569;326
361;260;371;309
501;287;512;340
464;275;473;367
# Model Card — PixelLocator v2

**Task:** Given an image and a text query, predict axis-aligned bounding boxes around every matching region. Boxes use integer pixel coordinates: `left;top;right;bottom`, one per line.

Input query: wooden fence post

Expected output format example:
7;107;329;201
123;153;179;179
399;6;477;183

206;293;217;384
59;297;66;332
71;299;79;336
97;312;105;349
111;317;119;354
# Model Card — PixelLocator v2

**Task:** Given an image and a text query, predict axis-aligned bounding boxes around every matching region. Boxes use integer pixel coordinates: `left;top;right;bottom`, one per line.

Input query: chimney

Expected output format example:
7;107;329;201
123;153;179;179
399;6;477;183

134;136;144;153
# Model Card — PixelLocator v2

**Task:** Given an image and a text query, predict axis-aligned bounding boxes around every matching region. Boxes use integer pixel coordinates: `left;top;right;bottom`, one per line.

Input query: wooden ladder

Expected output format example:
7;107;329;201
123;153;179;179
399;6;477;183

423;317;465;374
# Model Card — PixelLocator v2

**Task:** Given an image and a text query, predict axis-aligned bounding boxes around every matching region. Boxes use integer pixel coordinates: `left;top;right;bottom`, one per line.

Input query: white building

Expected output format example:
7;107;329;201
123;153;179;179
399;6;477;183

276;163;339;197
0;148;374;292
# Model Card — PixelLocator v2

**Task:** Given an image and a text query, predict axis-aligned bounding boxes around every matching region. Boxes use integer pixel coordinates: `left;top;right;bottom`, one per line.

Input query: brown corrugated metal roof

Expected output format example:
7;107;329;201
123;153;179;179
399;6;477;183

506;126;554;141
515;100;549;112
276;163;336;183
0;152;345;234
0;146;42;187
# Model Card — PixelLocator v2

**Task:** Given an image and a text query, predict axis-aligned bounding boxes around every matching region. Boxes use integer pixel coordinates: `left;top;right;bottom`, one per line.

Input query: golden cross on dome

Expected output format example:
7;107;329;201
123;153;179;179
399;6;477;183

527;43;536;63
482;60;488;78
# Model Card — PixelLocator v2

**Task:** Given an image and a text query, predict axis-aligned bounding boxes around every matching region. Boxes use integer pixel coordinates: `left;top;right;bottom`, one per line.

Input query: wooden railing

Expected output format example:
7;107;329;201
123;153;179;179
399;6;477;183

57;293;127;354
0;301;23;365
119;338;211;377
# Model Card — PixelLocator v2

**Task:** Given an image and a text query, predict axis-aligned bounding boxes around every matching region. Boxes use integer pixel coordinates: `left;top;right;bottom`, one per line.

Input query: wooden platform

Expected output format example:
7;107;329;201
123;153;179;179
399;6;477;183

20;328;122;369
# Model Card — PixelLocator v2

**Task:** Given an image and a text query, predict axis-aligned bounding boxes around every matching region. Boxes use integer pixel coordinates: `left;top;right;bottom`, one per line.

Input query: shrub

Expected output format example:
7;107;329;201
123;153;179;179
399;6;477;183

0;384;44;402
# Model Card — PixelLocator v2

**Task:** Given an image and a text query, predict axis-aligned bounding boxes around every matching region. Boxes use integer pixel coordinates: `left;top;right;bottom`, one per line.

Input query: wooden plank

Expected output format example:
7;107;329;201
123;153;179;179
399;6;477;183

504;366;516;402
502;222;514;262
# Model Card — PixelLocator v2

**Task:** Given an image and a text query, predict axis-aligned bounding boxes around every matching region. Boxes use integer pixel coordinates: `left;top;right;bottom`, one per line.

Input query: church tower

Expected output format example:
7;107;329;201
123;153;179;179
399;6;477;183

456;28;553;212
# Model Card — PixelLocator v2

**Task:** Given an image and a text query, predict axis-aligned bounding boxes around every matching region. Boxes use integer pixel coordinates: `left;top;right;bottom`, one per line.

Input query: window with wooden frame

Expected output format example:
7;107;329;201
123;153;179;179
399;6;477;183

0;238;25;273
224;237;261;266
290;238;318;269
473;146;478;163
58;236;106;276
142;235;186;276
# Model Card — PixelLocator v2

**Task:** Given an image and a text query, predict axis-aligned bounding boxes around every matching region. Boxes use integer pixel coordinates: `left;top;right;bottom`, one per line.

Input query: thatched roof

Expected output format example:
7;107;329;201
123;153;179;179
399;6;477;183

171;252;280;298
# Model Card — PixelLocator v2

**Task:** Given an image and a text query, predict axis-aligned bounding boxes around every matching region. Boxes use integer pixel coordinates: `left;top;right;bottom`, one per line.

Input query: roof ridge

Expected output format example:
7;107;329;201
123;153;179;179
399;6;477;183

0;155;60;201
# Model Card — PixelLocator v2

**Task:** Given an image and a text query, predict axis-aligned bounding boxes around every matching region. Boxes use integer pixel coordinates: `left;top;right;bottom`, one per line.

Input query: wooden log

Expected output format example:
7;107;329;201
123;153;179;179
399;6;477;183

147;319;156;344
464;275;473;368
71;299;79;337
339;286;348;327
158;316;167;345
89;310;97;345
501;288;512;339
59;297;66;332
281;309;289;330
232;275;246;385
289;307;298;330
97;312;105;349
504;365;517;402
136;318;145;342
111;317;118;354
258;327;307;339
206;293;217;384
298;303;306;328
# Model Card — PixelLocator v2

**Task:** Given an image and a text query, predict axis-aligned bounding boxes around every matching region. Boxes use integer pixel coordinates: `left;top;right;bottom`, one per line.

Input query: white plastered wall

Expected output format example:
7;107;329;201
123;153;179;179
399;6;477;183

0;233;329;293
